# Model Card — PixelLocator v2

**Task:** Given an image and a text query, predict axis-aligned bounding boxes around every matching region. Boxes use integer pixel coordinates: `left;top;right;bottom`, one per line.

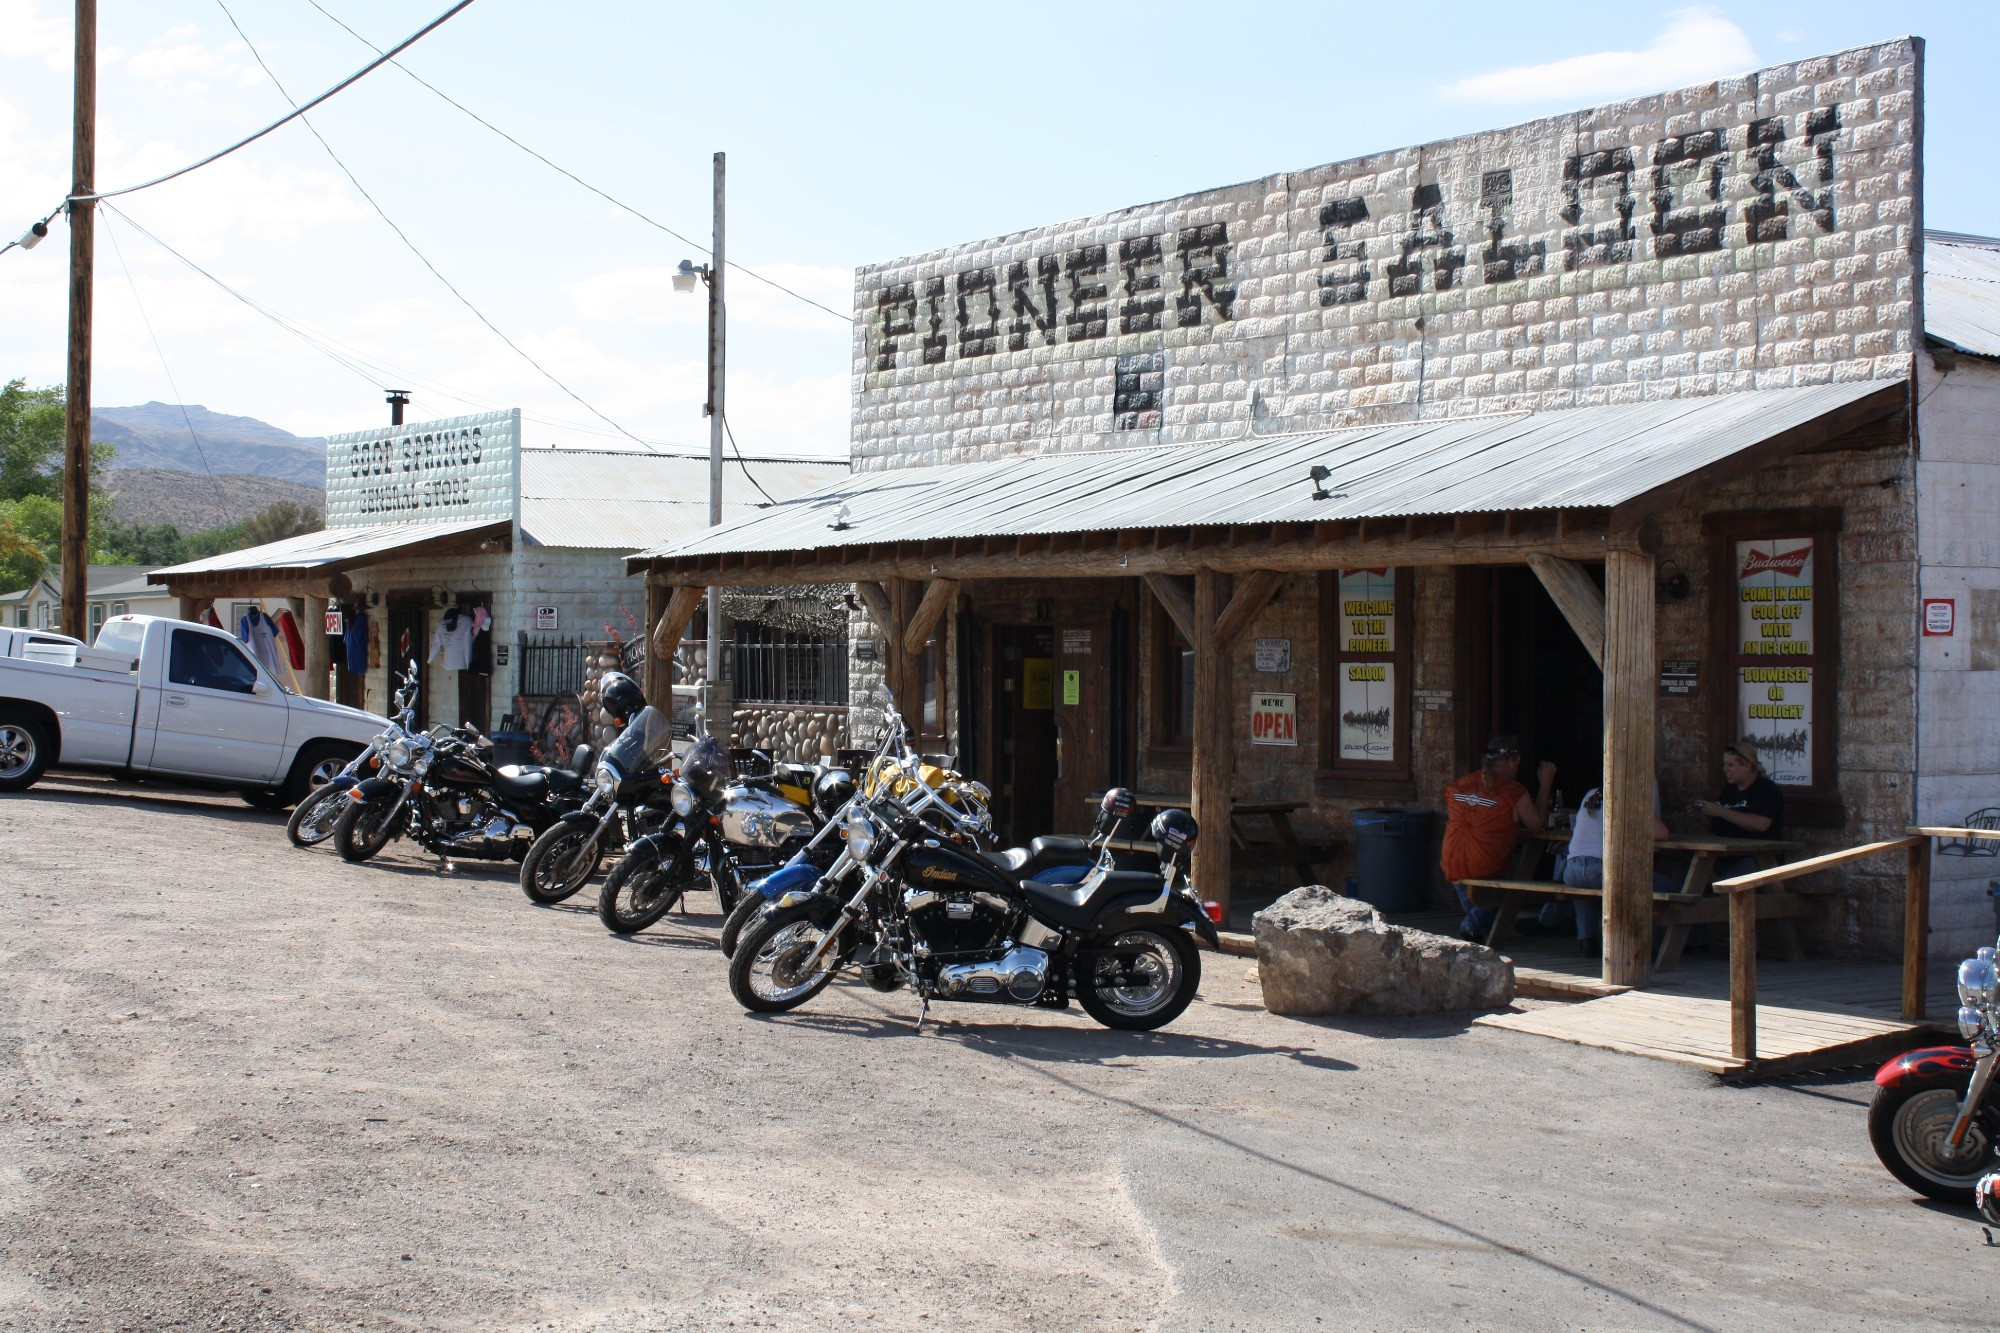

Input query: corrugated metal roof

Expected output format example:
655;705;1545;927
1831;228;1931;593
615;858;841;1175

635;380;1902;562
151;517;506;580
1926;231;2000;358
518;447;843;549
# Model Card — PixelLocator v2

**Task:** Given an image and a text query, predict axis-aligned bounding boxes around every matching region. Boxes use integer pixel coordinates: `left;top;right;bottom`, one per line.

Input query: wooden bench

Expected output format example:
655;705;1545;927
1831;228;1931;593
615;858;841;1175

1460;876;1836;970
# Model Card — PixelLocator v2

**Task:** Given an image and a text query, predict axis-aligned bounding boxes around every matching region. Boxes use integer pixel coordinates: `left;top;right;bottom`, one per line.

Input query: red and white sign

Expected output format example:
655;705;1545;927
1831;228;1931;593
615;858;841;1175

1923;598;1956;636
324;609;344;635
1739;544;1813;580
1249;692;1298;746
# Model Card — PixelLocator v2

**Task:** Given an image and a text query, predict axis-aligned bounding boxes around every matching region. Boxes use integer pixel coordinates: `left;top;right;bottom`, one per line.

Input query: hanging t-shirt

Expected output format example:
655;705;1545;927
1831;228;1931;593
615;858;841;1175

238;609;284;679
342;609;370;675
272;608;306;671
1440;771;1528;883
429;610;474;671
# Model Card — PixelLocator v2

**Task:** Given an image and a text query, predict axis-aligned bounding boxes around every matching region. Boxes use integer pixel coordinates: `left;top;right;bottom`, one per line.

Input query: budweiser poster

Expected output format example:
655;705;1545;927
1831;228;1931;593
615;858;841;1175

1735;540;1816;786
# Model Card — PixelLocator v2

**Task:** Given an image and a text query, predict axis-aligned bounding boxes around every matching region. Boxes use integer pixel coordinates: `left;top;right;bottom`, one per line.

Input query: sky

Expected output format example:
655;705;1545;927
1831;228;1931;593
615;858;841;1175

3;1;1998;464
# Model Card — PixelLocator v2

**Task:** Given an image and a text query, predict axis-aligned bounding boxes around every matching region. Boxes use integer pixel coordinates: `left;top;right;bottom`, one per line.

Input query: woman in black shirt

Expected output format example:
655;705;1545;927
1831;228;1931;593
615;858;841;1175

1689;740;1785;840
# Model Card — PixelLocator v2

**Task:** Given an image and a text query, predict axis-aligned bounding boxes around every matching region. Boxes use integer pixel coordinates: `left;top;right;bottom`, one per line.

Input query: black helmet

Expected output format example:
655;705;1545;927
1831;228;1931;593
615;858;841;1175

1150;808;1199;860
599;672;645;726
1100;787;1137;818
811;767;857;823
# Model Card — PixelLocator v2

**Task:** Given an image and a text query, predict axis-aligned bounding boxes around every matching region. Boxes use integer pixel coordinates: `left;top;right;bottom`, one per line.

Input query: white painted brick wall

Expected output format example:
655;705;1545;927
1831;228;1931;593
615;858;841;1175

850;40;1919;470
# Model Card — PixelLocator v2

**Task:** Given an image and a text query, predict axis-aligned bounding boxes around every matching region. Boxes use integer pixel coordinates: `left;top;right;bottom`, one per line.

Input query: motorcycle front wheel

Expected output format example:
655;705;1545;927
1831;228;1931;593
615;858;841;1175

519;822;602;905
1868;1075;1997;1203
1077;928;1200;1031
287;782;350;848
597;847;695;935
719;886;768;959
333;794;403;863
728;903;841;1013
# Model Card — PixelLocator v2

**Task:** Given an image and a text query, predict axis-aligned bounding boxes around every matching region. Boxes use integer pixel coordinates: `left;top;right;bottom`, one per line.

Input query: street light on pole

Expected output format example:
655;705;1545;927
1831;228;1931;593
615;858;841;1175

675;152;727;739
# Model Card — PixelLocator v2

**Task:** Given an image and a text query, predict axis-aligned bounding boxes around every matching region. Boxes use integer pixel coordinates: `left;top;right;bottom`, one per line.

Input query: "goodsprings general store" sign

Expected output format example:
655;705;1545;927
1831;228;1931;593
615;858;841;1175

325;409;520;527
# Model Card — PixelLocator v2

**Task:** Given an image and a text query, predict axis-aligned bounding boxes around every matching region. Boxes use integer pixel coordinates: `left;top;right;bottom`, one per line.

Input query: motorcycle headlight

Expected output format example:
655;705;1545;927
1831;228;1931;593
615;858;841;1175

670;780;697;817
1961;1006;1988;1040
1959;956;1998;1007
383;738;413;769
595;761;620;790
964;779;991;804
843;811;876;861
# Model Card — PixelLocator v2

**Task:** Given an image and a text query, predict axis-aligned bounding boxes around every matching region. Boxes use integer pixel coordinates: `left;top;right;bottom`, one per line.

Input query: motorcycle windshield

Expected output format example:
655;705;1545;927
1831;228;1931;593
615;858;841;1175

604;706;675;776
681;736;736;806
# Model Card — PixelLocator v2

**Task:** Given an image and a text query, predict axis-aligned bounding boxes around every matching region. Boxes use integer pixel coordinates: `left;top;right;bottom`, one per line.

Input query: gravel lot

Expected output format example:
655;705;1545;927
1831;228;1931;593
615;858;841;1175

1;775;1991;1331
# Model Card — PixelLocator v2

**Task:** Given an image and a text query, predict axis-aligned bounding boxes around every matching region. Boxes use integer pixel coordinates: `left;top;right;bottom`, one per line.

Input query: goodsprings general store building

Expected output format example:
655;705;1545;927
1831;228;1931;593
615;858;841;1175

632;37;2000;985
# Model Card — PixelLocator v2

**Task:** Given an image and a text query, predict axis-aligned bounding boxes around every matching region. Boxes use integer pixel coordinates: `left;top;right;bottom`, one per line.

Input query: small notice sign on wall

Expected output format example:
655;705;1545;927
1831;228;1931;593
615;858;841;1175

1061;629;1092;654
1254;637;1292;673
535;606;559;630
1659;660;1699;697
1249;692;1298;746
1923;599;1956;636
1062;669;1080;705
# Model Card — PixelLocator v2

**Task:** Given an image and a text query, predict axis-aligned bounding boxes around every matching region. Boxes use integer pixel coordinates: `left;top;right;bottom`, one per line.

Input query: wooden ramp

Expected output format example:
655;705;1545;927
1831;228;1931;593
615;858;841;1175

1475;989;1930;1078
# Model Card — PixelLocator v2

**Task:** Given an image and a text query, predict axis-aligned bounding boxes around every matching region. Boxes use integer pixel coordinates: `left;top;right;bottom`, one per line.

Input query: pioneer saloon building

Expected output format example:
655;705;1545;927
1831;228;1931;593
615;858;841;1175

634;37;2000;983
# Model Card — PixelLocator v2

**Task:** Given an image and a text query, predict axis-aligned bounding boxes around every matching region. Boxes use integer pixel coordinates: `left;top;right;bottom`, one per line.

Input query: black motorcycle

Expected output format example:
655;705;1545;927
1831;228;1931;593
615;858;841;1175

286;666;421;849
333;721;590;866
518;705;678;905
726;706;1216;1031
595;734;822;936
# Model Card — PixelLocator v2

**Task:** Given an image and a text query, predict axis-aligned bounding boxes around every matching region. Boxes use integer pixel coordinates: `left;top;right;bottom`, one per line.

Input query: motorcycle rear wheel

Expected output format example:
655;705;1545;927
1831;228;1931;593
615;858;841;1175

729;903;841;1013
520;823;602;905
597;849;694;935
333;794;403;863
1868;1075;1997;1203
1077;928;1200;1031
287;783;349;848
719;886;767;959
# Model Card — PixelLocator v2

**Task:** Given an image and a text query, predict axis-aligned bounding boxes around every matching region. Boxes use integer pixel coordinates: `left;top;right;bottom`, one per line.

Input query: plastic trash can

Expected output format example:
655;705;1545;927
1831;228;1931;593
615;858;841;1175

1351;807;1435;913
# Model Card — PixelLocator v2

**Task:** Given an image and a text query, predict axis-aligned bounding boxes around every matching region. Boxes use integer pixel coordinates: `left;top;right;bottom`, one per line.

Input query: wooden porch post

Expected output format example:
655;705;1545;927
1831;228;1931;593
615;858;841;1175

176;595;200;622
647;582;706;717
886;578;919;724
302;595;331;700
1191;568;1234;917
1601;549;1656;986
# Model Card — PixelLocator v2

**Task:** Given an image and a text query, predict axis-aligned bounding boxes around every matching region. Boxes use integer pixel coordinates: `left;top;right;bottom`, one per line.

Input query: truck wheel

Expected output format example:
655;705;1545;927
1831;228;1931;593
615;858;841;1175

275;742;357;809
0;713;54;793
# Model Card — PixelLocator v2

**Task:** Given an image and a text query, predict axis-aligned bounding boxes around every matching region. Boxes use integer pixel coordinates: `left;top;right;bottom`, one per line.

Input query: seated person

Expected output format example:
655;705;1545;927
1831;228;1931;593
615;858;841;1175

1687;739;1786;881
1556;782;1675;954
1443;734;1553;942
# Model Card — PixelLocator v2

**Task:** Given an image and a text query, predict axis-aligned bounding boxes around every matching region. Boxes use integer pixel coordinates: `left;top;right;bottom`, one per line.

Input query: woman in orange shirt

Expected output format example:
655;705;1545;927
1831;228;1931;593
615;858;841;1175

1442;735;1555;941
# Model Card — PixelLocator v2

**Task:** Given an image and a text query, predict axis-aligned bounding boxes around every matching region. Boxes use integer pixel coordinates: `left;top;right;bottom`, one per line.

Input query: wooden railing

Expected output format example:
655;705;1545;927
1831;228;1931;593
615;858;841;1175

1712;825;2000;1061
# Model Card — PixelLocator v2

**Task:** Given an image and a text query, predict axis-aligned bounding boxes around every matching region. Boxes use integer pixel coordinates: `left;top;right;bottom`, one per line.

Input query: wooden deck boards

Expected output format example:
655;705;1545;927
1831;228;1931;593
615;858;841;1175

1380;907;1950;1077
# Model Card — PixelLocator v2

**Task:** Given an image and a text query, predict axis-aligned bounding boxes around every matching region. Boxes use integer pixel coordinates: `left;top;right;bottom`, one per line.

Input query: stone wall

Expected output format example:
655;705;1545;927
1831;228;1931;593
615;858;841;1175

852;40;1919;469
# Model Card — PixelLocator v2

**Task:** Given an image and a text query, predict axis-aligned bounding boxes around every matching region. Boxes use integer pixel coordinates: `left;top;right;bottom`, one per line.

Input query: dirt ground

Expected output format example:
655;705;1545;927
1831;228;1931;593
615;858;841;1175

1;774;1992;1331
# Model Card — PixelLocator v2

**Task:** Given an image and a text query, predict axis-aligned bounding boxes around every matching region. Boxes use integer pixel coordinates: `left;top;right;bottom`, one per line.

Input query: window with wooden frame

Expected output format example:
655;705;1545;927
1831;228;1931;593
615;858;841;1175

1705;509;1841;809
1319;568;1412;778
1150;613;1195;751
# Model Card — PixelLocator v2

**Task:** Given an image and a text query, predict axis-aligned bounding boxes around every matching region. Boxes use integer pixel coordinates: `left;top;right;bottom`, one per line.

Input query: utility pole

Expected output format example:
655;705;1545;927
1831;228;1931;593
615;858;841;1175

60;0;96;642
704;150;728;741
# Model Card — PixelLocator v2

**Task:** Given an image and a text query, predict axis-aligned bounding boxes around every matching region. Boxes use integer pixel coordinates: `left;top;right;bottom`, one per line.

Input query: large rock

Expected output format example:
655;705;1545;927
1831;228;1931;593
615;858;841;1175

1252;886;1514;1016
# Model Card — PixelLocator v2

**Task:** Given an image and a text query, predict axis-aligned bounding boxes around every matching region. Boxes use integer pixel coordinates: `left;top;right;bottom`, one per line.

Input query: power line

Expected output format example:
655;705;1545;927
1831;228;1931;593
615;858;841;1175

102;202;713;454
216;1;659;455
301;0;853;326
720;414;779;506
72;0;479;206
96;209;236;528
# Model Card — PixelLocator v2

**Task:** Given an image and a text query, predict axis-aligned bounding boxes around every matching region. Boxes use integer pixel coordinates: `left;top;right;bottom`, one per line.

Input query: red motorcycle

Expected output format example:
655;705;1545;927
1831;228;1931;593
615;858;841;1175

1869;948;1998;1204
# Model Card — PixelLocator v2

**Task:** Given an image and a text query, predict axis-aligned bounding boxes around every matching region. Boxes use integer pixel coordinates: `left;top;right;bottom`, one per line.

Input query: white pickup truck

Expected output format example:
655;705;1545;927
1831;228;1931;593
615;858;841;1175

0;614;384;807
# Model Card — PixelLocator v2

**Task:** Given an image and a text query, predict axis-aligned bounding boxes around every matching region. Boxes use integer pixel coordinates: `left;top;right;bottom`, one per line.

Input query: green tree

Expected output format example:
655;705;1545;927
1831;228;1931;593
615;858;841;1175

241;500;322;546
0;510;45;590
0;379;65;503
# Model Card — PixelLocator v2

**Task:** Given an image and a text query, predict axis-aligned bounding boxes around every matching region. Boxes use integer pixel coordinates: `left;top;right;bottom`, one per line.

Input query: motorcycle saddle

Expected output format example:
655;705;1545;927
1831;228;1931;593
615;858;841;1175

1022;869;1165;931
982;835;1094;877
494;766;582;803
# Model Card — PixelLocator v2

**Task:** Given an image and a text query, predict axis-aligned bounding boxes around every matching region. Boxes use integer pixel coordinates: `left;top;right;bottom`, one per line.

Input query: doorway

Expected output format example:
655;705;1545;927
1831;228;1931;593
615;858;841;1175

983;624;1057;845
386;599;429;731
455;591;492;729
1458;565;1604;804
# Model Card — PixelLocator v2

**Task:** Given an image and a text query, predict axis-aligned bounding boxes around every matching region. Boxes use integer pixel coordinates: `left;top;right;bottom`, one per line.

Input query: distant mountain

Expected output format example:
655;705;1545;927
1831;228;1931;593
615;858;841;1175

102;468;326;532
93;403;327;487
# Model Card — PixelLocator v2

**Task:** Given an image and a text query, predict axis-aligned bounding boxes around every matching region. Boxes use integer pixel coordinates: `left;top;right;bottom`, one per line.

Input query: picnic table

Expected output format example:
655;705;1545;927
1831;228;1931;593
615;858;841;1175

1090;791;1344;883
1465;830;1807;970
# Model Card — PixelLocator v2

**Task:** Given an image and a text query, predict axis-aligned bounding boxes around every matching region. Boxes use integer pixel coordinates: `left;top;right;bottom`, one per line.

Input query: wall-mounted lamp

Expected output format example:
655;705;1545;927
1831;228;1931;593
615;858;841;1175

1657;560;1691;603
